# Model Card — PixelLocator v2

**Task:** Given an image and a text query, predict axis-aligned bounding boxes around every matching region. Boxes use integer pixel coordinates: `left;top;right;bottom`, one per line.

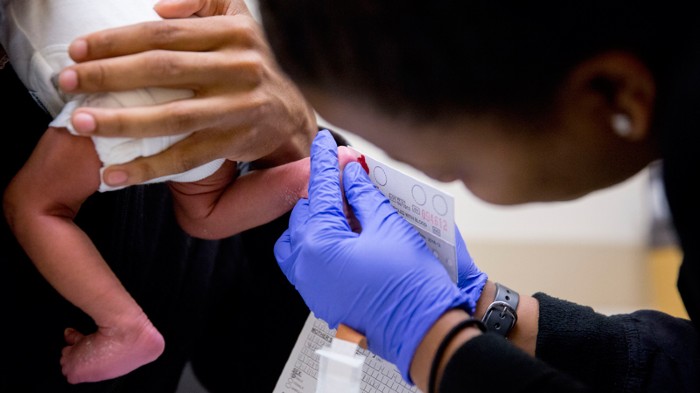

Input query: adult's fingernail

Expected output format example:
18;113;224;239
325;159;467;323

68;39;88;60
105;170;128;186
58;70;79;92
72;112;96;134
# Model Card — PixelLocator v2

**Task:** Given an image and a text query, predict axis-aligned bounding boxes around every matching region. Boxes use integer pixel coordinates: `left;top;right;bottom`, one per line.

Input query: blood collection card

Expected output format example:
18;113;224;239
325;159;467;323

273;148;456;393
355;148;457;282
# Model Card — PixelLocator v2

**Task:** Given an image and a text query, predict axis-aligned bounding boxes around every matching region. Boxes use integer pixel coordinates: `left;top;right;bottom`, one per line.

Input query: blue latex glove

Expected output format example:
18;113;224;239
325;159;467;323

455;226;488;313
275;130;473;382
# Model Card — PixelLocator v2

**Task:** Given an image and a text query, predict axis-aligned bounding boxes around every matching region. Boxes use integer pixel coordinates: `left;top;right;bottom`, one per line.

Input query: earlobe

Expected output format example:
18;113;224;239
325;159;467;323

570;51;656;141
611;112;633;138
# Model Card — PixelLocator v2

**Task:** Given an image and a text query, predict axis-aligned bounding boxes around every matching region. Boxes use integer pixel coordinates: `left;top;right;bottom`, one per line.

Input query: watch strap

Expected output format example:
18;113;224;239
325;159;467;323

481;282;519;338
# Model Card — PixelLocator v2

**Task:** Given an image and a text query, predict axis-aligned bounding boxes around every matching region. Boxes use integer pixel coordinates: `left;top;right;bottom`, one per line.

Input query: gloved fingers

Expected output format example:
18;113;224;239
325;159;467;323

342;162;400;231
308;130;346;220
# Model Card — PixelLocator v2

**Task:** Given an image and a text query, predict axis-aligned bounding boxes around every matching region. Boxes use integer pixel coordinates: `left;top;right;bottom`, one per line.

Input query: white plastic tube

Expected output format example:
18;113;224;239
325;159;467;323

315;337;366;393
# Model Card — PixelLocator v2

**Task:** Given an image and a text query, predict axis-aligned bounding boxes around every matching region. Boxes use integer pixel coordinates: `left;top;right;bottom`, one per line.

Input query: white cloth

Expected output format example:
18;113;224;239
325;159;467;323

0;0;225;192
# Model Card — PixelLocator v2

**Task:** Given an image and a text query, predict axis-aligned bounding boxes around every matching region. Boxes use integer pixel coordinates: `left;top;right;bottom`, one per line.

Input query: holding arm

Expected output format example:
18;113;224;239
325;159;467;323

57;0;317;188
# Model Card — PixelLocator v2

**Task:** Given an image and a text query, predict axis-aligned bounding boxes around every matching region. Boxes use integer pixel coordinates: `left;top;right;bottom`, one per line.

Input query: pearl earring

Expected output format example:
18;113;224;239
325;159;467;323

611;113;633;137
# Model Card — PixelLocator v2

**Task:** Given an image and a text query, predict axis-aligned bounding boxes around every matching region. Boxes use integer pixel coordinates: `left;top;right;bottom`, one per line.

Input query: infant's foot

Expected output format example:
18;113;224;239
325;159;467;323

60;316;165;384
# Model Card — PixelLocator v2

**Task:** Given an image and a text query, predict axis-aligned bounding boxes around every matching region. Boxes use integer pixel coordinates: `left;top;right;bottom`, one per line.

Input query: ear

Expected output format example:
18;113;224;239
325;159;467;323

566;51;656;141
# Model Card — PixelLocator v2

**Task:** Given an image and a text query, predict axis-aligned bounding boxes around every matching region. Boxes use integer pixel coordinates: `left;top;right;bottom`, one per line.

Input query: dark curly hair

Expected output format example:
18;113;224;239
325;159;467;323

259;1;688;124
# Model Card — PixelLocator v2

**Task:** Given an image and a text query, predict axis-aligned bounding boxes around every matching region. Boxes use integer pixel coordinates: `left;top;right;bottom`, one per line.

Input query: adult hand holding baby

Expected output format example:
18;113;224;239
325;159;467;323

58;0;316;188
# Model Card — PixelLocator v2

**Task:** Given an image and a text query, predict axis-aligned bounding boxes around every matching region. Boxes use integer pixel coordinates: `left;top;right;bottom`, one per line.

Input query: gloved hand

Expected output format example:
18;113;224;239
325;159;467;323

275;130;473;382
455;226;488;314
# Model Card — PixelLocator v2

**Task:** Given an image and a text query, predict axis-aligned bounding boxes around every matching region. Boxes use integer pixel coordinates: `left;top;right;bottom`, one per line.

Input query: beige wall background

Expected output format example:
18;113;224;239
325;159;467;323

330;125;686;319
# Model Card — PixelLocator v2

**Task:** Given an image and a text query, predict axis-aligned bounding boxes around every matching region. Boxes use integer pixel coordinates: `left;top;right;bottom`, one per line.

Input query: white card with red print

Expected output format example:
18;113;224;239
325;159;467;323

354;148;457;282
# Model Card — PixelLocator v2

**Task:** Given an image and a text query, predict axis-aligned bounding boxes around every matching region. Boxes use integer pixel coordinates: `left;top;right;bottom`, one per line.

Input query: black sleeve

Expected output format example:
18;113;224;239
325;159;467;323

535;292;700;392
439;293;700;392
440;333;590;393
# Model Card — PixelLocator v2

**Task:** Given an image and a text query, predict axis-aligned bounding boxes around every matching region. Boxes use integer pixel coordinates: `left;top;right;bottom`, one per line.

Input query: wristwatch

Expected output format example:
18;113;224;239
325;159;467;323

481;282;519;338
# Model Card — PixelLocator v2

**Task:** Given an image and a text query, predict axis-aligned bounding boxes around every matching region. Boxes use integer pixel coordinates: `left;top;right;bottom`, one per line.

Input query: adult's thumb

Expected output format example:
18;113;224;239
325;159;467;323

343;162;397;228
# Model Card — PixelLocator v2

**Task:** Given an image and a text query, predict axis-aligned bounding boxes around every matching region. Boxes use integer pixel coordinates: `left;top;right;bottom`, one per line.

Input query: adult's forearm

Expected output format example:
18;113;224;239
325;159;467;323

411;280;540;392
472;280;539;355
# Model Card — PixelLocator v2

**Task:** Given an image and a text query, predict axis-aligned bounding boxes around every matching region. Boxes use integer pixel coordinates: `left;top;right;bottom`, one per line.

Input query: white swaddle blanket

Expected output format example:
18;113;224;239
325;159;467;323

0;0;225;191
